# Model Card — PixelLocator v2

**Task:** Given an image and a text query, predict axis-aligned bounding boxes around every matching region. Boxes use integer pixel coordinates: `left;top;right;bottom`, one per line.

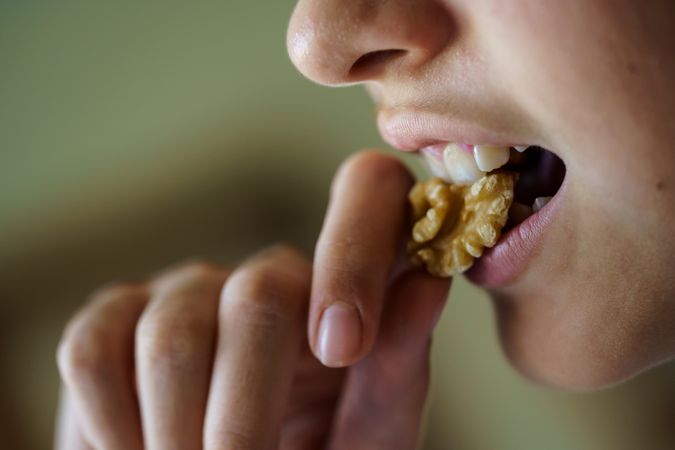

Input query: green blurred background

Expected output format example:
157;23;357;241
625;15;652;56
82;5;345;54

2;1;674;449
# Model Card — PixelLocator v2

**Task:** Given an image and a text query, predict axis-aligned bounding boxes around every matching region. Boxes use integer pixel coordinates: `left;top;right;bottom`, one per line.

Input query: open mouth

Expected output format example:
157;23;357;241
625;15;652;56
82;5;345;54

420;143;566;233
500;146;566;232
414;142;567;285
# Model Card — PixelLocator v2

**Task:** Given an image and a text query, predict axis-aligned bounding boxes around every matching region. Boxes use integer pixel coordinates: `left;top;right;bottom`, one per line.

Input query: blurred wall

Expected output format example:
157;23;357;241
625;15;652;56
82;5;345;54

1;1;674;449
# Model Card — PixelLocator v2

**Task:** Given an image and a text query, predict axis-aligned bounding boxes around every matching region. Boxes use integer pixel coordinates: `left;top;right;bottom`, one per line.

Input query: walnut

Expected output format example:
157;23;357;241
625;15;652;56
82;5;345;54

407;173;515;277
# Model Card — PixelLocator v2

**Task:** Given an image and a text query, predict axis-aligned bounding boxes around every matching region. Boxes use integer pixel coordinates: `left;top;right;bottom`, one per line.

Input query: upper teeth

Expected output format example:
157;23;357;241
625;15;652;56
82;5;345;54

473;145;511;172
421;143;512;185
443;143;485;185
421;149;450;179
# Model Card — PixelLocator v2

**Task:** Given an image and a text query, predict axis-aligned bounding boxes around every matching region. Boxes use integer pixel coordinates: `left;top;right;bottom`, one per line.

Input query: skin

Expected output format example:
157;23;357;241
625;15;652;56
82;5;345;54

56;0;675;447
56;155;451;449
287;0;675;388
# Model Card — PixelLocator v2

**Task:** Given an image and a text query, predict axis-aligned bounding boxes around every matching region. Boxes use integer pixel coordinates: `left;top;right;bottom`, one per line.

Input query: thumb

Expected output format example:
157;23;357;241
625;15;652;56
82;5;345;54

327;270;451;450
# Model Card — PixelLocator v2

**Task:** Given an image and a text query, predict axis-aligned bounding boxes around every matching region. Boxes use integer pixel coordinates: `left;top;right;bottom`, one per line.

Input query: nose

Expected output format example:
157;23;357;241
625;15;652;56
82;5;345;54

287;0;454;86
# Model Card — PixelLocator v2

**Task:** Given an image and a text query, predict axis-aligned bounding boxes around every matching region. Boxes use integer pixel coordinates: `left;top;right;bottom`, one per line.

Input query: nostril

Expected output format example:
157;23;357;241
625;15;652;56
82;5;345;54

348;49;408;80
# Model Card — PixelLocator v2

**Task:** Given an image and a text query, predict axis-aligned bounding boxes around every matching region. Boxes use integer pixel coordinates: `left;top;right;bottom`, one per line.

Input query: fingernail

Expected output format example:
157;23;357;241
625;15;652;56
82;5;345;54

317;302;362;367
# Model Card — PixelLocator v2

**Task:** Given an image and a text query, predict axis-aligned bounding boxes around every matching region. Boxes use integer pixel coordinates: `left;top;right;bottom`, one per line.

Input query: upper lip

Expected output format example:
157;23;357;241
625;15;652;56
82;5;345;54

377;107;532;152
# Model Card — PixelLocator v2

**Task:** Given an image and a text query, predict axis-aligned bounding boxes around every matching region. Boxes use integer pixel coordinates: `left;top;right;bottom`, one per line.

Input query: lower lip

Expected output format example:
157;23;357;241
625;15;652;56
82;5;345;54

465;178;568;287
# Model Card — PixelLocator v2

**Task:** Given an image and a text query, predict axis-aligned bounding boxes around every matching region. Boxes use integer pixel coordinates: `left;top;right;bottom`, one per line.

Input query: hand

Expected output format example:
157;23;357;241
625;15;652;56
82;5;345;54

55;152;451;449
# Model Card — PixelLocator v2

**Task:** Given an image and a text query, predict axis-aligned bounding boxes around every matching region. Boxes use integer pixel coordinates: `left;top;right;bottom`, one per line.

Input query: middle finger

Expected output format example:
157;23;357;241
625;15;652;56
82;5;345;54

204;245;312;450
136;262;229;450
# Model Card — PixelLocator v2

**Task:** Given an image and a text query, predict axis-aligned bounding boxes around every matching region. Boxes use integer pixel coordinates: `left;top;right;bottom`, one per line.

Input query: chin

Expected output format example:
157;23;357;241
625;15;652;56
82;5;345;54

489;290;667;391
500;348;644;392
496;333;649;392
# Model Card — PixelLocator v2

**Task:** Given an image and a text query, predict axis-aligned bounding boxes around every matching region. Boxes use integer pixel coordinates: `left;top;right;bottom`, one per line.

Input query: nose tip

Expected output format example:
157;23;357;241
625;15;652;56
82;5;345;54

288;26;407;86
286;23;351;86
287;0;453;86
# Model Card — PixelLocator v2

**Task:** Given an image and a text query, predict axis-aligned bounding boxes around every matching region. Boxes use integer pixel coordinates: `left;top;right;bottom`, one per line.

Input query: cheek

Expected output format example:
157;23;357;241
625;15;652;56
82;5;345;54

463;0;675;389
478;1;640;148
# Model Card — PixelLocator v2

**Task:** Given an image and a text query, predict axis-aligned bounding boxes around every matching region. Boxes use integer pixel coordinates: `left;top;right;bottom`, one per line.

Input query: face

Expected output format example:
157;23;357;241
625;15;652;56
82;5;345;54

287;0;675;389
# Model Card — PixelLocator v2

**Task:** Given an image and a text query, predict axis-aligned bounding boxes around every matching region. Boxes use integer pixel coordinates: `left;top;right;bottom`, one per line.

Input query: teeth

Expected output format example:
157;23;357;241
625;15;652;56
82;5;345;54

532;196;553;212
514;145;529;152
473;145;511;172
421;149;450;179
443;143;485;185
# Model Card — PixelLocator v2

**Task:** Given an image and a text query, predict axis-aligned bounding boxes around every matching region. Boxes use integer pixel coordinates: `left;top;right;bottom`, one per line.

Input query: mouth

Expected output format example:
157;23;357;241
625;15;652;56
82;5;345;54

415;142;566;287
377;109;567;286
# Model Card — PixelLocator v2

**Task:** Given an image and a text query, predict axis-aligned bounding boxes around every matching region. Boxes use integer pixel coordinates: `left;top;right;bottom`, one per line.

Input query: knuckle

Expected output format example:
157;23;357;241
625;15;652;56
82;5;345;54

90;281;145;303
322;235;374;268
223;262;308;325
136;312;207;370
319;241;374;293
152;258;228;294
56;284;144;382
57;321;112;383
262;242;305;262
178;259;224;278
168;259;225;284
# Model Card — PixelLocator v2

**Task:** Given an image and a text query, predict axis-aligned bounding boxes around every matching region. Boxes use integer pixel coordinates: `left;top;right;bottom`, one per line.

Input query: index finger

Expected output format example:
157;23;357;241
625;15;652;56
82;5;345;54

204;245;312;450
310;151;414;367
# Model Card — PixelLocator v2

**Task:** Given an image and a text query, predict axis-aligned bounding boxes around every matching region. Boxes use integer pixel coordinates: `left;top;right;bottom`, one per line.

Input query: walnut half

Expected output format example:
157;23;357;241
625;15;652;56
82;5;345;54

407;173;515;277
